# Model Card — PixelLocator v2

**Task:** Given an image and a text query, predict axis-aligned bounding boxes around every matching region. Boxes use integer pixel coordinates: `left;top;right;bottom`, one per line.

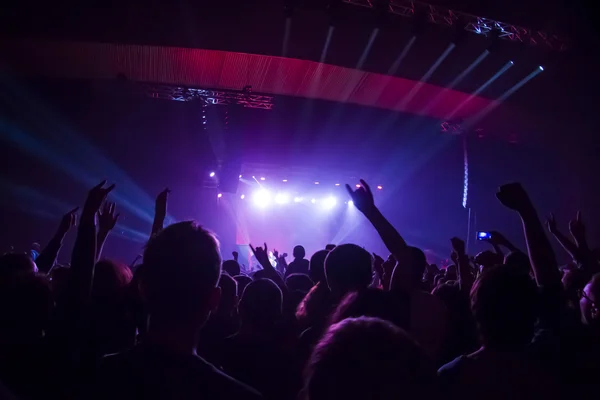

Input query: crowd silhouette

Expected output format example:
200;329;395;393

0;178;599;399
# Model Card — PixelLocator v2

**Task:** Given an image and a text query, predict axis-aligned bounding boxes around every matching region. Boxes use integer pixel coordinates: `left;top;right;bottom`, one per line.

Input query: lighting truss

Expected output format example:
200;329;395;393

343;0;567;51
141;83;274;110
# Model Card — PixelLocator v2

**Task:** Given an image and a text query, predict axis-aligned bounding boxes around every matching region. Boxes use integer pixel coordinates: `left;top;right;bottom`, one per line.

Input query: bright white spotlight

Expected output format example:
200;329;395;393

311;198;317;204
335;183;340;186
217;193;222;198
275;193;290;204
314;181;320;185
538;65;544;71
282;179;288;182
355;184;361;188
209;171;216;178
252;190;271;208
260;177;266;181
239;174;242;178
240;194;245;200
293;196;303;203
377;185;383;190
348;200;354;206
322;196;337;209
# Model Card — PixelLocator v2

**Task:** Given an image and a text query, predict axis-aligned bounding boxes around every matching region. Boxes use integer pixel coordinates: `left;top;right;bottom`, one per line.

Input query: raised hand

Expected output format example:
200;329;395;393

273;249;279;259
250;242;271;269
345;179;375;215
569;211;585;241
450;237;466;257
546;213;558;234
82;180;115;219
98;202;120;232
58;207;79;236
496;182;532;213
155;188;170;217
372;253;385;278
232;250;239;262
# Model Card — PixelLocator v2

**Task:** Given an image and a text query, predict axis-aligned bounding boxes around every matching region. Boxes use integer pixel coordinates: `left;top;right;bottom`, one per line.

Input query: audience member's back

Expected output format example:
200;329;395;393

303;317;437;400
324;244;372;299
90;221;261;400
285;245;309;277
438;264;558;400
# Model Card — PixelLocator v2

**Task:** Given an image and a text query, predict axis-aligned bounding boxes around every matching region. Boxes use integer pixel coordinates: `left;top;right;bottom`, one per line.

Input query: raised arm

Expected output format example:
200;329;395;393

496;183;560;288
546;213;581;262
567;211;598;273
346;180;409;262
151;188;169;238
69;181;115;308
250;243;287;296
451;237;473;292
36;207;78;274
96;202;120;259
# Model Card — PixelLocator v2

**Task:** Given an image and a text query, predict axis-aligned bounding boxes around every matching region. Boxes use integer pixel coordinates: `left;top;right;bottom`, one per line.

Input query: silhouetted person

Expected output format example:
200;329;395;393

303;317;437;400
438;265;557;400
219;278;298;399
90;221;261;399
308;250;329;285
285;246;309;277
324;244;372;300
234;274;253;297
223;260;241;277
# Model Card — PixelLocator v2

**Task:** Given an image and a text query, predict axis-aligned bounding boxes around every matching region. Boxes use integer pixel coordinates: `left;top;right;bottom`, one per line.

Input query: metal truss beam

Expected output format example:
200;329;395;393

141;83;274;110
344;0;567;51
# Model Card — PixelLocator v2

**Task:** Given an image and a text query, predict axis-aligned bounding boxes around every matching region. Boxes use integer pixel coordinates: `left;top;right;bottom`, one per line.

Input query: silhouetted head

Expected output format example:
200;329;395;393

304;317;436;400
325;244;372;296
92;259;133;301
330;288;409;331
286;273;314;294
0;253;37;282
142;221;221;324
0;274;53;344
309;250;329;284
294;245;306;260
233;274;252;297
580;273;600;328
296;281;332;329
239;278;282;330
218;273;238;315
503;251;531;276
222;260;241;277
471;264;537;349
475;251;502;271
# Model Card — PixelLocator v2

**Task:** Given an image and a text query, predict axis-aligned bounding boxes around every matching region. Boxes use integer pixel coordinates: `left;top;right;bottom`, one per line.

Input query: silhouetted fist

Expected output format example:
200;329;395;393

346;179;375;215
232;251;239;261
450;237;466;257
496;183;531;212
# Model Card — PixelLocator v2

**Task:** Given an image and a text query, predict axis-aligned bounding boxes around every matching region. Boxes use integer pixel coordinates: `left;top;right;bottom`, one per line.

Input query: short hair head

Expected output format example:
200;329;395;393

471;264;537;348
142;221;221;318
239;278;283;330
304;317;436;400
309;250;329;284
324;244;372;295
294;245;306;259
222;260;241;277
218;273;238;314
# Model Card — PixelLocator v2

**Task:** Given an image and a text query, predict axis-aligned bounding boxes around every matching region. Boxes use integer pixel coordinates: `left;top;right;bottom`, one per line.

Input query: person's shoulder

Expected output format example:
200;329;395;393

193;355;263;399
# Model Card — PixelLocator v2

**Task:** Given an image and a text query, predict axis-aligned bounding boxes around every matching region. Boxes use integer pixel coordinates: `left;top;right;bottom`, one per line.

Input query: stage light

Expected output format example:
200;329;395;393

239;174;242;178
348;200;354;206
240;194;245;200
510;60;514;64
538;65;544;71
335;183;340;186
260;177;266;181
217;193;222;198
355;184;361;188
253;190;271;208
314;181;320;185
294;196;303;203
322;196;337;209
282;179;288;182
275;193;290;204
377;185;383;190
209;171;216;178
311;198;317;204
